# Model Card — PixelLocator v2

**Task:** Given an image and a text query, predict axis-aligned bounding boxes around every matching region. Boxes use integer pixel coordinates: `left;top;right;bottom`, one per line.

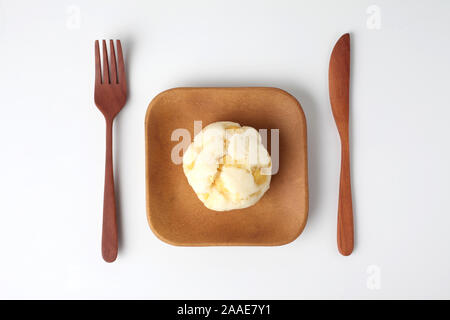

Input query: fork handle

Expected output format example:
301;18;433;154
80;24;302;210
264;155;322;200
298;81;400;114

102;119;118;262
337;138;354;256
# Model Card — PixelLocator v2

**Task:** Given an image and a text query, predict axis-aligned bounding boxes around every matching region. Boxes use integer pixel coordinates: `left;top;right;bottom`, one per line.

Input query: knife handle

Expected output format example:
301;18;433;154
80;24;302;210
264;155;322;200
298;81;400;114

102;119;118;263
337;137;354;256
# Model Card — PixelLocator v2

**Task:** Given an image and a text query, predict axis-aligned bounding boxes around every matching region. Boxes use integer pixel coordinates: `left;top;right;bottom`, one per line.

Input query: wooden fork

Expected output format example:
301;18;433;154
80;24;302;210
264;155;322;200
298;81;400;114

94;40;127;262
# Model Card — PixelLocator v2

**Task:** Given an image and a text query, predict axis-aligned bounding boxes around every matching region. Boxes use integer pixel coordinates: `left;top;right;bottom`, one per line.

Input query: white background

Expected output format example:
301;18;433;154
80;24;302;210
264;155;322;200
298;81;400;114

1;0;449;299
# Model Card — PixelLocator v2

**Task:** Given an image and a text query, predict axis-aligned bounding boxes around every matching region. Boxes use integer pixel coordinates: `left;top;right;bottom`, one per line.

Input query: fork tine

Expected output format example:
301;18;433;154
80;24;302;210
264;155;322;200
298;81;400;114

102;40;110;84
95;40;101;84
116;40;126;85
109;40;117;84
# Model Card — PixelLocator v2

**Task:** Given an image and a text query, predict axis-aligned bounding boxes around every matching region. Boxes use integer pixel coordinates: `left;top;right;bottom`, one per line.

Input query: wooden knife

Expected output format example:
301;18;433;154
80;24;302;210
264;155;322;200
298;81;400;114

328;33;354;256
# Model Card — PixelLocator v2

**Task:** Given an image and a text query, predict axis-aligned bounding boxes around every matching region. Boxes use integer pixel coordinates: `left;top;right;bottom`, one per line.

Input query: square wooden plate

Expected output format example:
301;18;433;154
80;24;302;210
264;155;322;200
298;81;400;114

145;87;308;246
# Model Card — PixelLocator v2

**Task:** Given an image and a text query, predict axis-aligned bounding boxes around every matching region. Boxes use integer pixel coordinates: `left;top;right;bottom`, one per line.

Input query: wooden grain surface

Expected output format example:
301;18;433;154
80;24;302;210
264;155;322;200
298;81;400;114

328;33;354;256
94;40;127;262
145;87;308;246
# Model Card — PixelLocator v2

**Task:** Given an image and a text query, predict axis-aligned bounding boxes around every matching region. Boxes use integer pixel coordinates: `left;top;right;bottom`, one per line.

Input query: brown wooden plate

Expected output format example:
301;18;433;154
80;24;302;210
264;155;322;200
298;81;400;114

145;87;308;246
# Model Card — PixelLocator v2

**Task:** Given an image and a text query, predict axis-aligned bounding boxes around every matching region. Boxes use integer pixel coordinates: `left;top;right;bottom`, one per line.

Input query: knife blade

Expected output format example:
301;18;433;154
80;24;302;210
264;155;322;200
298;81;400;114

328;33;354;256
